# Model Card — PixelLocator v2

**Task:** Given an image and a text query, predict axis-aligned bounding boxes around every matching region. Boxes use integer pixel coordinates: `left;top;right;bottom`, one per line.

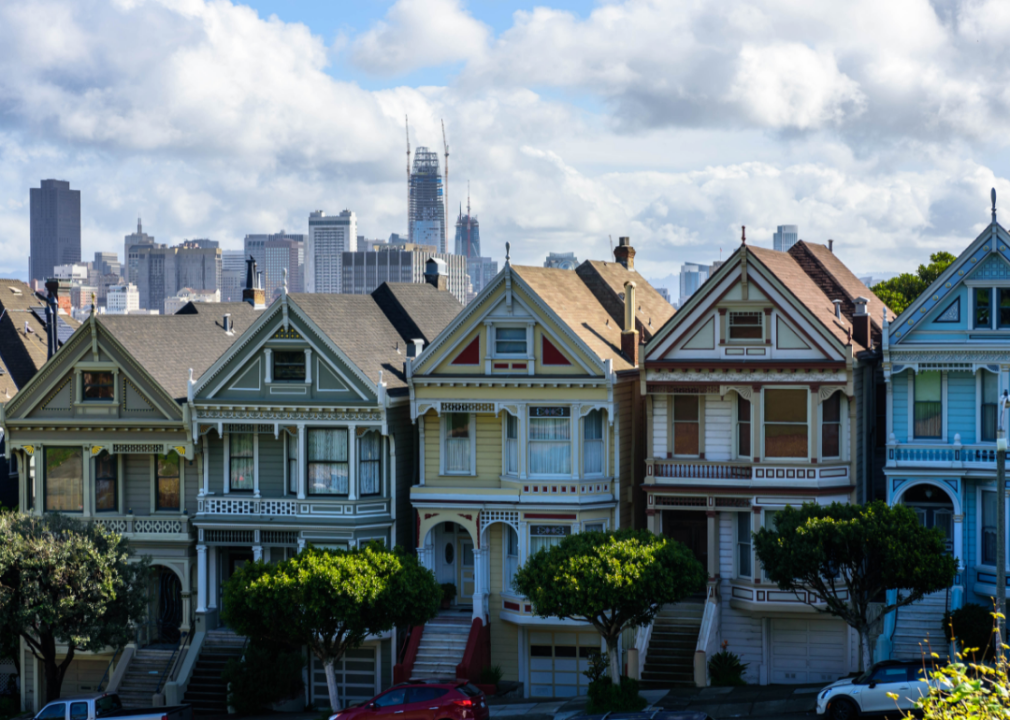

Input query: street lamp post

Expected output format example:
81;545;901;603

998;390;1010;651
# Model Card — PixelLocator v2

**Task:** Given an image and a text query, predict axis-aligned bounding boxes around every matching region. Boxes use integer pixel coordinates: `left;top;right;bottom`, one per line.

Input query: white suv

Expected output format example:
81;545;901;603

816;660;938;719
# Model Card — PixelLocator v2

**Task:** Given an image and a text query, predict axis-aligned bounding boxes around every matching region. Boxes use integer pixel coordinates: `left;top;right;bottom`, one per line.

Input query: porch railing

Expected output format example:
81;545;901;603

651;461;753;480
887;434;1008;469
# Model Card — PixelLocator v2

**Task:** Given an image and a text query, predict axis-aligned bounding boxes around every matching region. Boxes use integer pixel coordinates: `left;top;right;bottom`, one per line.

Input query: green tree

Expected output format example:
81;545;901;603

0;513;149;702
513;529;706;685
222;543;441;712
753;502;957;671
871;251;956;314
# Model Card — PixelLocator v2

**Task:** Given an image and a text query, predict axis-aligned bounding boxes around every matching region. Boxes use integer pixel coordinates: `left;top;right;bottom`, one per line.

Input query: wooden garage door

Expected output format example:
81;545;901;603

59;659;107;695
310;648;377;709
770;619;848;684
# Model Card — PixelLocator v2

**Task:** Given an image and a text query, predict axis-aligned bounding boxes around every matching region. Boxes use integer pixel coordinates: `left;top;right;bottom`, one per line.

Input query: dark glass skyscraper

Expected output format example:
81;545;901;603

454;199;480;258
408;147;445;253
30;179;81;284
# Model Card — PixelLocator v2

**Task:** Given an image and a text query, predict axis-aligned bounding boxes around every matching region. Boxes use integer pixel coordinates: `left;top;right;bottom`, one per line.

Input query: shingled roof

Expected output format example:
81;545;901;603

576;260;675;342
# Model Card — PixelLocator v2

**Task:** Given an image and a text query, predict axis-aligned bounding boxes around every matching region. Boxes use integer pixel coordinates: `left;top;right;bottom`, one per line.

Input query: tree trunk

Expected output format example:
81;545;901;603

859;629;871;672
607;637;620;686
43;656;65;704
324;658;340;712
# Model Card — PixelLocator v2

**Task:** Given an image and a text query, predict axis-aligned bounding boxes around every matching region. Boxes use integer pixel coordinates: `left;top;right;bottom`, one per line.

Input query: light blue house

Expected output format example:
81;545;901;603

876;191;1008;661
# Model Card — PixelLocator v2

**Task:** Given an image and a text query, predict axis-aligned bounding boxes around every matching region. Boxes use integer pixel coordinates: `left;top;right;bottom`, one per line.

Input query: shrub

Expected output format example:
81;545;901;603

581;651;609;685
586;676;647;714
0;695;19;720
222;641;305;715
943;603;995;659
708;650;748;687
479;665;503;686
441;583;457;604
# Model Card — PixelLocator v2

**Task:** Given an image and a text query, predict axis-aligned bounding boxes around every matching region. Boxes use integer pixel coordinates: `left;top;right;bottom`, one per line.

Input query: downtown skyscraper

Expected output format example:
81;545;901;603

408;147;445;253
306;210;356;293
30;179;81;285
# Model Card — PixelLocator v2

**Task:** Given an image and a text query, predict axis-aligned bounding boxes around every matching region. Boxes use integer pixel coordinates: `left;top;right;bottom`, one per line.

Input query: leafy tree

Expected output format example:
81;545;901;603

0;513;149;702
513;529;706;685
753;502;957;671
222;543;441;712
871;251;956;314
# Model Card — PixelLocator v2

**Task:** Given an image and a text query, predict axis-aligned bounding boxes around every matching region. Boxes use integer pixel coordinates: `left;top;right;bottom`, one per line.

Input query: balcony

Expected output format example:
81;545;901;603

89;514;191;538
646;458;850;489
886;435;1002;470
728;579;838;614
196;495;390;519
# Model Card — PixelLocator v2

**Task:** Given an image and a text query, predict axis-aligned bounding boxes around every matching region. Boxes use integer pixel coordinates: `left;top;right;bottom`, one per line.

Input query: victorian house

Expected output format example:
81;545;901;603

639;239;891;686
877;194;1010;662
398;239;673;698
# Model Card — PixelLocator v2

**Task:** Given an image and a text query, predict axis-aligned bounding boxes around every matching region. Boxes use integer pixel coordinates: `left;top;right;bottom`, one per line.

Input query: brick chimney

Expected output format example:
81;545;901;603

621;281;640;365
614;236;636;270
424;257;448;291
242;256;266;308
43;278;69;359
853;296;871;349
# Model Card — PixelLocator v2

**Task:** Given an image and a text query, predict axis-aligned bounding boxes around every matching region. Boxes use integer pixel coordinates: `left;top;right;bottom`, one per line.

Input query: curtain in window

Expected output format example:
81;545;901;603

822;393;841;457
983;491;997;565
505;526;519;592
914;372;942;438
506;414;519;475
95;454;117;511
288;432;298;494
673;396;700;455
359;431;381;496
737;512;751;577
764;389;808;458
308;428;349;495
157;454;180;510
982;371;998;442
446;413;471;473
45;447;83;512
529;417;571;475
529;534;564;554
583;410;604;475
229;433;254;491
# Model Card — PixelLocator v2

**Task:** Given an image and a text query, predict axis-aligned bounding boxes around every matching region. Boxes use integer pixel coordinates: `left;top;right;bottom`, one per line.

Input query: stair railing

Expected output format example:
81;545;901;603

96;647;122;692
155;631;188;697
693;585;720;687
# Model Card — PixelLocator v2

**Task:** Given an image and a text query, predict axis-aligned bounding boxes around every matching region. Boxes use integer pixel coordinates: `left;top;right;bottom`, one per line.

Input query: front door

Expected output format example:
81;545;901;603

663;511;708;573
912;507;954;553
458;540;475;602
220;550;254;622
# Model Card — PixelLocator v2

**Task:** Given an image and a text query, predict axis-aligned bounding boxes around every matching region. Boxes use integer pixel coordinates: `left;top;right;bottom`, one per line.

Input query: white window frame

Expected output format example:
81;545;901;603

356;428;383;497
582;520;607;533
441;412;476;476
492;323;531;358
503;412;520;477
819;391;845;461
503;524;520;595
284;430;299;496
527;407;573;479
978;486;1005;570
581;410;606;478
668;394;703;459
734;393;752;460
224;428;258;495
761;387;811;461
908;371;946;443
977;369;1000;444
727;310;765;343
736;512;752;579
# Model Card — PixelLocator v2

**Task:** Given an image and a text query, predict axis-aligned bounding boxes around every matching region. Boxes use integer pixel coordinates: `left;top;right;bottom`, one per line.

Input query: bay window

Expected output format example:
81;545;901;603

583;410;604;476
95;453;117;512
358;430;381;496
737;395;751;457
45;447;82;512
913;372;942;439
445;413;472;474
229;433;255;491
308;428;349;495
982;371;998;442
763;389;808;459
737;513;751;577
506;414;519;475
529;525;569;554
671;395;700;456
505;526;519;592
822;393;841;458
983;490;998;565
529;408;571;476
156;454;180;511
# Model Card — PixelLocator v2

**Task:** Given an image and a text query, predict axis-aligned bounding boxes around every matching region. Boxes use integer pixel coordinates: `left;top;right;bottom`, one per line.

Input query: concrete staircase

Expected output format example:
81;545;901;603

117;648;176;708
183;629;247;715
892;591;949;660
640;600;705;689
410;609;472;680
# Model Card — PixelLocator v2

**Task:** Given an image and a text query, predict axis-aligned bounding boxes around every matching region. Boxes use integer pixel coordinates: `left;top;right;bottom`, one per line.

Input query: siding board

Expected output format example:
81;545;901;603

705;396;733;461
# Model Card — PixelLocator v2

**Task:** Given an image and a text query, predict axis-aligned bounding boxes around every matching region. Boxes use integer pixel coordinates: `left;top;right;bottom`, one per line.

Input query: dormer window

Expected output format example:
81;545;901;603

83;372;114;401
728;311;763;342
974;288;991;328
273;351;306;381
495;327;527;356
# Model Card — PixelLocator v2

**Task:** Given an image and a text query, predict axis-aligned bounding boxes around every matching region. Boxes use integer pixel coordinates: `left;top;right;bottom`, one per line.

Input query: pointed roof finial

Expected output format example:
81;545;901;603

90;292;96;317
282;267;288;295
992;187;997;222
505;241;511;266
741;225;747;245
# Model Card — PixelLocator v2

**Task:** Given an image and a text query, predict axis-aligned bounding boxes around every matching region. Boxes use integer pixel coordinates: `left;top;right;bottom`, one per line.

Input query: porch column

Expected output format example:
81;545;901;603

952;513;965;610
646;507;660;535
180;592;192;633
196;545;207;613
885;378;893;438
82;444;92;516
297;425;306;500
253;545;263;562
706;511;718;587
253;433;261;498
201;435;210;496
208;547;219;610
418;533;434;572
473;547;489;622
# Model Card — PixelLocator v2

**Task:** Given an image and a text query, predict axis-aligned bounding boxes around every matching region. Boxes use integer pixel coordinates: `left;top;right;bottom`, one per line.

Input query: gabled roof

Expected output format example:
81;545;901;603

575;260;675;342
370;283;464;346
98;302;263;401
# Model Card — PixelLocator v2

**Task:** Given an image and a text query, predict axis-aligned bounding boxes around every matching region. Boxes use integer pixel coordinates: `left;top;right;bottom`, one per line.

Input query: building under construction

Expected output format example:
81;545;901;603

408;147;446;253
454;198;481;258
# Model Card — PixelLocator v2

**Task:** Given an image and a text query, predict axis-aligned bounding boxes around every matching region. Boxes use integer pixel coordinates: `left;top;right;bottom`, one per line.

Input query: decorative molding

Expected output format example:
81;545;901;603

197;409;383;423
443;402;496;413
935;297;960;323
272;327;302;339
719;385;753;401
40;376;73;411
648;368;846;384
818;386;845;403
889;350;1010;363
112;443;164;454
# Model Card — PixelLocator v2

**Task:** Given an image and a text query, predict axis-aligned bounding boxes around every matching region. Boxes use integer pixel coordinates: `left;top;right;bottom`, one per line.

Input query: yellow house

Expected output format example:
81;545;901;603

403;239;673;698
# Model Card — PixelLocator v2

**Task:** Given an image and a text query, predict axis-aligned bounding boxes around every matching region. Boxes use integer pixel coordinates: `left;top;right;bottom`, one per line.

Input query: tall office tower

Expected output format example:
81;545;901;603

93;252;121;277
124;218;156;283
222;250;245;273
655;287;671;303
244;231;304;295
467;257;499;297
678;262;710;306
132;241;222;313
307;211;356;293
408;148;445;253
342;245;468;304
265;237;304;299
454;198;481;258
30;179;81;284
773;225;799;252
544;252;580;270
221;250;246;302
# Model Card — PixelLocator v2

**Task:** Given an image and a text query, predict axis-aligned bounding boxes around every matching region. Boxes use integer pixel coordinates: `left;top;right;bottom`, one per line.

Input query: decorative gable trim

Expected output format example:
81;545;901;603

541;335;572;365
966;252;1010;281
934;297;960;324
451;337;481;365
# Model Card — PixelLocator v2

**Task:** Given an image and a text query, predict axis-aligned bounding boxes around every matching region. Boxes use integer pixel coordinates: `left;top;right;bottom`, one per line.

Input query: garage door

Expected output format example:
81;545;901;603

59;659;107;695
770;619;848;684
310;648;378;709
528;632;599;698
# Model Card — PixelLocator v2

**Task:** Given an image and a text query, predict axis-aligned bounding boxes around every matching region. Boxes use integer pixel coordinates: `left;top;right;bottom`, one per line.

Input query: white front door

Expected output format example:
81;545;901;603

459;540;475;601
769;619;848;684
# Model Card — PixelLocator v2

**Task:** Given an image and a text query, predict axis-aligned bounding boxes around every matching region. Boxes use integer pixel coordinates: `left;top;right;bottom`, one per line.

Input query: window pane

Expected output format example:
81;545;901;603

584;410;603;440
530;417;570;440
738;396;751;456
1001;289;1010;327
45;447;83;511
673;395;699;422
822;393;841;422
309;461;349;494
230;433;254;457
529;534;564;554
984;372;1000;403
984;491;998;565
95;454;117;512
729;312;763;339
448;413;470;438
765;389;807;423
584;411;605;474
229;433;254;491
737;513;751;577
529;440;571;474
308;429;348;461
914;401;942;438
822;424;840;457
506;414;519;474
914;372;941;402
822;394;841;457
977;288;991;327
157;476;179;510
273;351;306;381
359;432;381;495
765;424;808;457
83;372;114;400
674;421;699;455
496;328;527;354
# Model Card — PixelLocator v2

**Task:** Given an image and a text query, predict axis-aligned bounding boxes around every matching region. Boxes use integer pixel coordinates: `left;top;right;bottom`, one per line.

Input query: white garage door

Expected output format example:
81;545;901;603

770;619;848;684
528;632;599;699
310;648;378;709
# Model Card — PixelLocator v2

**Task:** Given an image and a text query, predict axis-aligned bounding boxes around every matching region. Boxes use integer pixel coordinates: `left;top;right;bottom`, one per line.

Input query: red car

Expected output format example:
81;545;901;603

329;681;489;720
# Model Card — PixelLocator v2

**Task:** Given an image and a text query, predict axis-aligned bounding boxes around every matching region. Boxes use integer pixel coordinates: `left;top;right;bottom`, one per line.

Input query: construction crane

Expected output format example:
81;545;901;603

442;118;450;254
406;115;411;242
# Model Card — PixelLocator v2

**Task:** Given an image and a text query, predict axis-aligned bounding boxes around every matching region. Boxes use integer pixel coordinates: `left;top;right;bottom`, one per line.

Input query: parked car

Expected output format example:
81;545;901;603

32;693;192;720
816;660;943;719
328;681;489;720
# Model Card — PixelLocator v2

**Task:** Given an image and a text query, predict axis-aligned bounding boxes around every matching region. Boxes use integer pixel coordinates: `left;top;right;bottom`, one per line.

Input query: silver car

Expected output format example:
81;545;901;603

816;661;937;719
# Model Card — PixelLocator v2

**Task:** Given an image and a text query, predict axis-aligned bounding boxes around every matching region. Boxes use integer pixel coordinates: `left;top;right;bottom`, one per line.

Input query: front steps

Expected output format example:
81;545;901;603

411;609;472;680
117;648;176;708
183;629;247;715
640;600;705;689
892;591;948;660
